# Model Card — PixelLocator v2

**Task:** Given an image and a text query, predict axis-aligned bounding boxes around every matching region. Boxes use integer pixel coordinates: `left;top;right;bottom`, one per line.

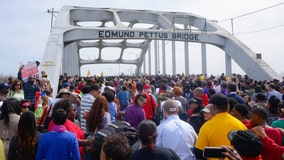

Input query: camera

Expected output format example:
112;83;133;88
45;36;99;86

203;147;226;158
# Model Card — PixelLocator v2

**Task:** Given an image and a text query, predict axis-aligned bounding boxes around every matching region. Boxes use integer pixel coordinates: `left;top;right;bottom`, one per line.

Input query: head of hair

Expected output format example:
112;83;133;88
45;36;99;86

52;108;67;125
102;134;132;160
138;120;157;151
11;79;22;90
163;99;179;115
81;85;90;94
228;97;238;111
1;98;20;127
234;103;248;118
269;83;276;89
89;84;101;92
41;96;49;106
122;85;127;91
228;84;237;92
134;94;147;105
52;99;73;118
268;95;280;114
251;107;268;121
17;111;37;160
102;91;115;102
173;87;182;96
87;96;109;133
254;85;263;93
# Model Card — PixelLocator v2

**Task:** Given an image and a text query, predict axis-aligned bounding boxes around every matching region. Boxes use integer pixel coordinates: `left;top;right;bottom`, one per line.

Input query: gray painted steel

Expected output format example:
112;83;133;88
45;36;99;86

40;6;281;97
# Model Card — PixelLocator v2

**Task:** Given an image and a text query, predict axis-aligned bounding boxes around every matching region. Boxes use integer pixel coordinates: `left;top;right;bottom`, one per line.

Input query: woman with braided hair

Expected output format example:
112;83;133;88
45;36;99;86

8;111;41;160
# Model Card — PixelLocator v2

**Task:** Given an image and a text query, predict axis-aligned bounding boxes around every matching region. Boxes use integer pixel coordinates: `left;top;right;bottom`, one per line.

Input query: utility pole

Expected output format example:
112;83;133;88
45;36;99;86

47;8;58;32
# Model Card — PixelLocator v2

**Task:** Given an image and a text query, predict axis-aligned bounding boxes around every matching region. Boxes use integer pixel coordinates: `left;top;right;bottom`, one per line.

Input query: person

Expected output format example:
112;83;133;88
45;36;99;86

125;94;146;130
18;66;40;111
227;130;262;160
80;84;101;135
201;104;214;121
102;91;118;122
188;97;205;134
85;95;111;160
194;93;247;159
19;99;31;114
0;98;21;157
227;83;245;104
193;87;209;106
8;79;24;101
135;83;157;121
130;120;181;160
8;111;41;160
230;103;250;127
0;82;10;101
0;139;5;160
266;95;280;125
173;87;189;122
249;107;282;146
48;99;85;159
116;85;131;112
271;101;284;145
100;134;132;160
252;126;284;160
156;99;197;160
36;109;80;160
267;83;282;101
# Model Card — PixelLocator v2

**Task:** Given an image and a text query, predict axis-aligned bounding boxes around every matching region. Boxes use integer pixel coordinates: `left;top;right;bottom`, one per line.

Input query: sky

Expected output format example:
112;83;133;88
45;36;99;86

1;0;284;77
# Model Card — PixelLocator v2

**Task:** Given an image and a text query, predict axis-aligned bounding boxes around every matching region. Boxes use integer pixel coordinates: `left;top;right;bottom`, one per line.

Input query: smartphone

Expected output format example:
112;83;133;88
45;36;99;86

203;147;226;158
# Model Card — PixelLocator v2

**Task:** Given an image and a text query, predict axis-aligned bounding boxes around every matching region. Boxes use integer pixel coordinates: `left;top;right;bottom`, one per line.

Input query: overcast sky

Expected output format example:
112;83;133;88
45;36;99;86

1;0;284;77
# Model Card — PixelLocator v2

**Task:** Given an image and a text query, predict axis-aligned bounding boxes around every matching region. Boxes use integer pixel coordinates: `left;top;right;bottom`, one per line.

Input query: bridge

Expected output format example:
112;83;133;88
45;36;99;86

40;6;281;96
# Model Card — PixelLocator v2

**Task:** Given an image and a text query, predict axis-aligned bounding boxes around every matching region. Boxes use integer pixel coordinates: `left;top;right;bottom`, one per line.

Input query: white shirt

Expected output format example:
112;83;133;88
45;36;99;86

156;115;198;160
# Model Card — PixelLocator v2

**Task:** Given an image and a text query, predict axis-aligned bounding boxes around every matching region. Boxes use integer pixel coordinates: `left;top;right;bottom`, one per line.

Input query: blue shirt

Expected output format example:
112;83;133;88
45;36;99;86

36;130;80;160
108;102;118;122
156;115;197;160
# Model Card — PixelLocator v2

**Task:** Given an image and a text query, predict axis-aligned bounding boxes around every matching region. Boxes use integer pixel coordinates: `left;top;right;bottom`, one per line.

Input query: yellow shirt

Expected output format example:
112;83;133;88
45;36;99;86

0;139;5;160
195;112;247;159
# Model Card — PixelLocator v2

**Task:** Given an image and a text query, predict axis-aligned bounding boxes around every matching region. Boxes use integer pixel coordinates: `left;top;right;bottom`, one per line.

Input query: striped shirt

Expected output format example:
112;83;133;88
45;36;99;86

80;93;95;134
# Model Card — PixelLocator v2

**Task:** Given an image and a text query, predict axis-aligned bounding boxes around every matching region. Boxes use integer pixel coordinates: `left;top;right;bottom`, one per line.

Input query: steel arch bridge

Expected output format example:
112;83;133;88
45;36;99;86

41;6;280;95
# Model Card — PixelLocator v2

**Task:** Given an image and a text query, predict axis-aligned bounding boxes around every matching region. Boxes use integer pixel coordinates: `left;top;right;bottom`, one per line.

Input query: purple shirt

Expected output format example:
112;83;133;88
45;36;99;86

125;104;146;130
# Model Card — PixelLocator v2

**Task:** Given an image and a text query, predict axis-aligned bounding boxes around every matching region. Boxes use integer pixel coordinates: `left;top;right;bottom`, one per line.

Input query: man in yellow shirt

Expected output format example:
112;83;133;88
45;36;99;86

194;93;247;159
0;139;5;160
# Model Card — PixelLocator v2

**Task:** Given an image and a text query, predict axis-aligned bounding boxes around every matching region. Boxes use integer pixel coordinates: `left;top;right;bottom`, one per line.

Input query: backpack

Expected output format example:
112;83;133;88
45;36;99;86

90;121;139;152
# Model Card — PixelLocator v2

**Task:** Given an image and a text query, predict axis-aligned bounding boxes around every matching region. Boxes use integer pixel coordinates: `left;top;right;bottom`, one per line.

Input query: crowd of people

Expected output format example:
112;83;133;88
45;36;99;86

1;67;284;160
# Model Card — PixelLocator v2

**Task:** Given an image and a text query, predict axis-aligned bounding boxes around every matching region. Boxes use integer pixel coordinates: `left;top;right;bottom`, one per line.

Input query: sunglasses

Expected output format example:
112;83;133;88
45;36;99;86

15;83;21;86
22;106;29;109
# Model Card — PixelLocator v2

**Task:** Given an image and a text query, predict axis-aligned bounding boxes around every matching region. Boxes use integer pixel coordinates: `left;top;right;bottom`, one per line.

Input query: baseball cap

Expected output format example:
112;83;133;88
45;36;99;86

228;130;262;157
62;82;71;88
143;84;152;93
163;99;178;114
0;83;10;89
201;104;211;113
209;93;228;107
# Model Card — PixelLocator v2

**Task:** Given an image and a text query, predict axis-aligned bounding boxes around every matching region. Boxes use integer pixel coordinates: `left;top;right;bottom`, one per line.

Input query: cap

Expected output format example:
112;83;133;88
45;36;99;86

163;99;179;114
0;83;10;89
228;130;262;157
209;93;228;107
143;84;152;93
201;104;211;113
189;97;202;105
56;88;71;98
62;82;71;88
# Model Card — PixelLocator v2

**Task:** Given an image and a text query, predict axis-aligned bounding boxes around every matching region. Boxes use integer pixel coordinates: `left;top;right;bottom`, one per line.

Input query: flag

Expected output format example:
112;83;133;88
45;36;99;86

86;69;91;77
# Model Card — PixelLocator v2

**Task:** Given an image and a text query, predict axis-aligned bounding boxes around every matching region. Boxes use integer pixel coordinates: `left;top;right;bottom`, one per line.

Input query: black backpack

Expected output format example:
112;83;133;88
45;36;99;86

92;121;139;151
